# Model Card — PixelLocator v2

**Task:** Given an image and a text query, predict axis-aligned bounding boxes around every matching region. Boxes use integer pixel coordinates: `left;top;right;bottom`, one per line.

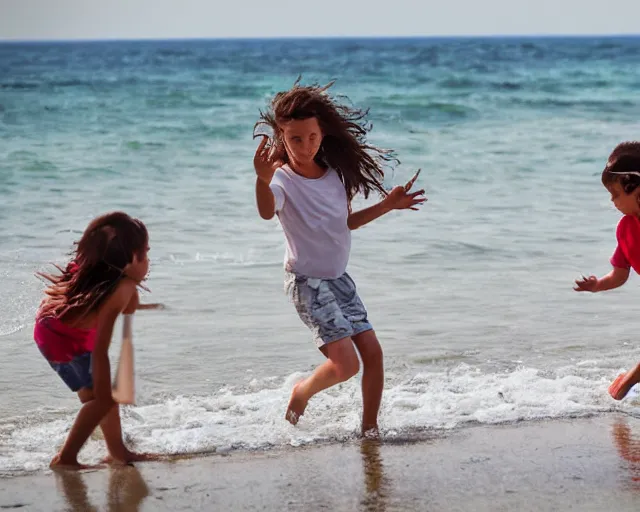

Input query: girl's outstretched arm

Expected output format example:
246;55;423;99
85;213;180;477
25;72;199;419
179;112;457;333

124;285;164;311
347;200;392;230
137;303;165;310
574;266;630;292
348;169;426;230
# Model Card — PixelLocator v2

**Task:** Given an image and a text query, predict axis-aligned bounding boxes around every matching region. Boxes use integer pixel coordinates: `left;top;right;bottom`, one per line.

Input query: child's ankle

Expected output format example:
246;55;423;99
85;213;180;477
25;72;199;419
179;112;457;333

51;452;80;467
362;424;379;438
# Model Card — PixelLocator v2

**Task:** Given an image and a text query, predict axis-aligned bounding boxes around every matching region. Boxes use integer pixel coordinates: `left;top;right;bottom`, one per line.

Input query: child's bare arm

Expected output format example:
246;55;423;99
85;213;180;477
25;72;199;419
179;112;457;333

256;178;276;219
348;169;426;230
574;266;630;292
121;289;164;311
254;136;280;220
137;303;165;310
347;200;391;230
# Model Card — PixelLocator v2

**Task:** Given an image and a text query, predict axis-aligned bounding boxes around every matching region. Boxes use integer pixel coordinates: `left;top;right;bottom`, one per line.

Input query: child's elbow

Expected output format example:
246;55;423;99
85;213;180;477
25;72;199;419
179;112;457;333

123;291;139;315
258;207;275;220
614;267;630;287
346;214;359;230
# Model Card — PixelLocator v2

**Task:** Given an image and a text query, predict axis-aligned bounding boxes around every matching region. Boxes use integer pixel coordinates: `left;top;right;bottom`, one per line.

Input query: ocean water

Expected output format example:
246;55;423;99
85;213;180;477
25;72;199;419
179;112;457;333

1;36;640;475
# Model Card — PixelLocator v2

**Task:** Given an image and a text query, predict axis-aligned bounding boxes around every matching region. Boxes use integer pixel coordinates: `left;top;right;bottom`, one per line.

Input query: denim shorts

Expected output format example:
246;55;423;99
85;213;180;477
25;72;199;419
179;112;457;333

34;316;94;392
47;352;93;392
285;271;373;348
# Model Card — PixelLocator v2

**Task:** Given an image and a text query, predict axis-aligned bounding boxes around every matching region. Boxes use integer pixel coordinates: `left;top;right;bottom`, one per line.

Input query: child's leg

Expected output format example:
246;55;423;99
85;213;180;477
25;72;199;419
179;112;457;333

51;394;115;469
352;330;384;435
609;362;640;400
47;357;111;469
77;389;156;464
286;337;360;424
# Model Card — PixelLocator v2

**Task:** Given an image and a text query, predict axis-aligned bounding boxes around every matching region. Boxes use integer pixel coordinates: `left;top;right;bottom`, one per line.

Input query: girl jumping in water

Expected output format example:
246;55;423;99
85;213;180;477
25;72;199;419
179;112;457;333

34;211;160;469
253;80;426;436
575;141;640;400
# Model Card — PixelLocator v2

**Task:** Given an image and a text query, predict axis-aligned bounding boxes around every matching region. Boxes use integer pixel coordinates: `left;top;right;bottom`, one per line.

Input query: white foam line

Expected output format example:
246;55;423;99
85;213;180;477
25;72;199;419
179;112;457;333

0;364;635;474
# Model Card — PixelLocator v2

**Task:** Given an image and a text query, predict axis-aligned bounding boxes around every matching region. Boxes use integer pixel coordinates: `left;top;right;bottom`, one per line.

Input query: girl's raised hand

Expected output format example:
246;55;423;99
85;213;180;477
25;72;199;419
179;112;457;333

254;136;282;184
384;169;427;211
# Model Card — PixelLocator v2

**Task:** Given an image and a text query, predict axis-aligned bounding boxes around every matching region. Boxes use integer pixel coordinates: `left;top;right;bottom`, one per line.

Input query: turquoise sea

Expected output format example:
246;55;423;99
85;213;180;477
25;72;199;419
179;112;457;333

1;37;640;474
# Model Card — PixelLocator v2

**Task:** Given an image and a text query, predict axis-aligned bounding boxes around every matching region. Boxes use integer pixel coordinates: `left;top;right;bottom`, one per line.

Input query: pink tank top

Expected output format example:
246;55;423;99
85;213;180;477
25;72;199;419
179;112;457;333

34;315;97;363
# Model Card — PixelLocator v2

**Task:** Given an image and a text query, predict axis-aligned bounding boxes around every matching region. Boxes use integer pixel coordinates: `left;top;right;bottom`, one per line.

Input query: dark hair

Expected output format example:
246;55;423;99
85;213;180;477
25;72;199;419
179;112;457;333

254;78;397;202
601;141;640;194
37;211;148;320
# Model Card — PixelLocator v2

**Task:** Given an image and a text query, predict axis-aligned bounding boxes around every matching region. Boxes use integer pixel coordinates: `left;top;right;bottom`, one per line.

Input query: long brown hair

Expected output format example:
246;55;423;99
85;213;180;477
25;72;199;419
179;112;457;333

254;78;398;202
37;211;148;320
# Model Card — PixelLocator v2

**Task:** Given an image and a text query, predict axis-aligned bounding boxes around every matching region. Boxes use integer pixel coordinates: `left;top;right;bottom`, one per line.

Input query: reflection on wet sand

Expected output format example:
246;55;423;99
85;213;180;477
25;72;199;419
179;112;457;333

612;418;640;491
54;469;98;512
55;464;149;512
360;439;391;511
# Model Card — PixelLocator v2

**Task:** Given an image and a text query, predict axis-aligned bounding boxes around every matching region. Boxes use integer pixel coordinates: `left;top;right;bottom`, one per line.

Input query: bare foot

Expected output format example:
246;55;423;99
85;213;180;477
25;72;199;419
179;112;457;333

610;373;633;400
285;382;308;425
102;450;160;465
362;425;380;439
50;453;101;471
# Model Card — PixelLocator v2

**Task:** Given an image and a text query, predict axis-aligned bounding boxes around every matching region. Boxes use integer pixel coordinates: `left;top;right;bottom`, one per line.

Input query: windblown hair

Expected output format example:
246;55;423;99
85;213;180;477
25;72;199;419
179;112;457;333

601;141;640;194
254;78;398;202
37;211;148;320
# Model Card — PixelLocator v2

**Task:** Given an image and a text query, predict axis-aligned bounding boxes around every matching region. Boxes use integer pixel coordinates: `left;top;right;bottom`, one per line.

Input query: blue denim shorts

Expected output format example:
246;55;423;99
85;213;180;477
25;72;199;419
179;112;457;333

48;352;93;392
285;271;373;348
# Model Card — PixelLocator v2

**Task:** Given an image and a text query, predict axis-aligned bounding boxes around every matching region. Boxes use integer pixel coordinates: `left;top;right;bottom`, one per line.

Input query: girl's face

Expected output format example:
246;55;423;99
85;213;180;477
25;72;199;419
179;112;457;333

126;241;150;282
280;117;323;167
608;182;640;216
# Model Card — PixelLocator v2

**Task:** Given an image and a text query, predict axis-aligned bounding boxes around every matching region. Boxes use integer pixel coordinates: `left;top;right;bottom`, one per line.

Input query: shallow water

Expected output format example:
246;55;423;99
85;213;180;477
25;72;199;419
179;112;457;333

1;37;640;474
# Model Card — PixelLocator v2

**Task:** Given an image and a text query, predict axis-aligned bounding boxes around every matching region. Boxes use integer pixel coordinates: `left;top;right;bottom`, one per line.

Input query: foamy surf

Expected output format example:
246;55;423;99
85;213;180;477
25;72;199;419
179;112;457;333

0;363;635;476
167;249;272;268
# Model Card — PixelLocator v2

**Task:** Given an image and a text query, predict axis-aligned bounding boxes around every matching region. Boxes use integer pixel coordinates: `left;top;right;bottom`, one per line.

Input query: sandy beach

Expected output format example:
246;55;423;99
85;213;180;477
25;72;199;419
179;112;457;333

1;413;639;511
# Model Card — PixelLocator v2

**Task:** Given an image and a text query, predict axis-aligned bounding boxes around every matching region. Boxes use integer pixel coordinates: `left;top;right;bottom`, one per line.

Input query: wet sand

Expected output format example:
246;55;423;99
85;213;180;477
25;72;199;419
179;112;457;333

1;414;639;511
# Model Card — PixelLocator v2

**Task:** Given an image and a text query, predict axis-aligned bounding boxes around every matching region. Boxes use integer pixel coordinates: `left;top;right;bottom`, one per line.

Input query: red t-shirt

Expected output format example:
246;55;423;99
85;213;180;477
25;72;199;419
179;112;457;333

610;215;640;273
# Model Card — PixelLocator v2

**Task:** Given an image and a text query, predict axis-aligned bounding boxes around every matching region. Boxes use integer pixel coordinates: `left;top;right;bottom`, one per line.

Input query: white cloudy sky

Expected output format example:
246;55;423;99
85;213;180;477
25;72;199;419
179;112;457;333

1;0;639;40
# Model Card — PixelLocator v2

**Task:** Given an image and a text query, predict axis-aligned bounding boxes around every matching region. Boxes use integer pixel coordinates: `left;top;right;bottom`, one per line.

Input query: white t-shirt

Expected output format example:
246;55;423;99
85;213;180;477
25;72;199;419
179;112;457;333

270;165;351;279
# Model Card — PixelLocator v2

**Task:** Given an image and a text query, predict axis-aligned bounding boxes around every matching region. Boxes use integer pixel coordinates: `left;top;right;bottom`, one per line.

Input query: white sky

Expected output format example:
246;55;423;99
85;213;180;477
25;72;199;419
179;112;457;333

1;0;639;40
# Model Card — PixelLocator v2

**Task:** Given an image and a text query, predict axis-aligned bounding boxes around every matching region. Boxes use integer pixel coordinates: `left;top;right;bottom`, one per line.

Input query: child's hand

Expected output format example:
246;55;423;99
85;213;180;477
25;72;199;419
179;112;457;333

254;136;282;184
384;169;426;211
574;275;599;292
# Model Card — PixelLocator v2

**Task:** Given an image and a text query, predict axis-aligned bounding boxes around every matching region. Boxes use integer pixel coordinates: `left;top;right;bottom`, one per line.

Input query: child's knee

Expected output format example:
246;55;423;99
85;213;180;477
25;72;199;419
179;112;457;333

101;401;117;418
365;343;383;366
335;356;360;381
92;395;117;415
77;387;95;404
79;385;116;408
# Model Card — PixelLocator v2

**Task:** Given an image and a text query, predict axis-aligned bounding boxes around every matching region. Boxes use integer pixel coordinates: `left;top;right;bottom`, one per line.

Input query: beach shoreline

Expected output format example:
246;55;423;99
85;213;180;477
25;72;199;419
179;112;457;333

1;413;639;511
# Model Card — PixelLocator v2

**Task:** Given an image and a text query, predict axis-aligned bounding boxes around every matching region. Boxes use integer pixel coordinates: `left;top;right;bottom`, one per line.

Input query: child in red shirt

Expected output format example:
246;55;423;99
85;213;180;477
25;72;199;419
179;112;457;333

575;141;640;400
